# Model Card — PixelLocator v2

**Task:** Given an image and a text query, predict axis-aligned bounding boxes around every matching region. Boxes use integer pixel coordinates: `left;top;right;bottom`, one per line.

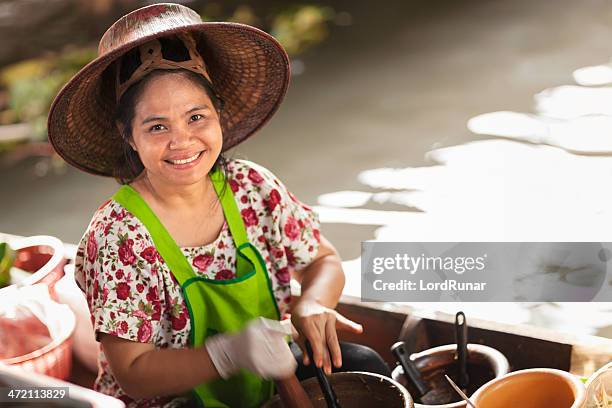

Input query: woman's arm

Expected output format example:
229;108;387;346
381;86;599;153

99;334;219;399
290;234;363;374
292;234;344;308
99;317;297;400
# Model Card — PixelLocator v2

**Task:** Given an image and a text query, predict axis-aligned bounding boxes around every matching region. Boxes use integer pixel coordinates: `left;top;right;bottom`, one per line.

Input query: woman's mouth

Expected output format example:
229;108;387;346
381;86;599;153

164;151;204;168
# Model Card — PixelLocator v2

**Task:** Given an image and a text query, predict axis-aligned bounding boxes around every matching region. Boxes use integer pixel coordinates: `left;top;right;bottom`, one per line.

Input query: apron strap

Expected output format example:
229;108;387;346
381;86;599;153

112;185;197;286
210;169;250;248
112;167;255;285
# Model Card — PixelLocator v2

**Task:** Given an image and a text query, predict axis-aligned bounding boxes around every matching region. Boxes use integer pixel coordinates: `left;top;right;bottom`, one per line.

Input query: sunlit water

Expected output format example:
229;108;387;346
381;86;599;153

322;60;612;338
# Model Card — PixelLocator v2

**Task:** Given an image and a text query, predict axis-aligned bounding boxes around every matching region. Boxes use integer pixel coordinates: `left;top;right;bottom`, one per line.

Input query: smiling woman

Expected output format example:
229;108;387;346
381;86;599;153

114;64;225;185
45;3;384;408
118;71;223;188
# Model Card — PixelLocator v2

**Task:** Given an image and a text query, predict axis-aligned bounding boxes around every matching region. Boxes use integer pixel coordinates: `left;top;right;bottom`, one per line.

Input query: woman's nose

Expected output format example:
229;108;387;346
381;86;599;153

168;126;194;150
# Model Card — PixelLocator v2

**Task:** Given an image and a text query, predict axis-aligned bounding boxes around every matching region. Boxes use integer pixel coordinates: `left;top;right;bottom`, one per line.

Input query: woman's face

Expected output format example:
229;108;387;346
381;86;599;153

128;72;222;188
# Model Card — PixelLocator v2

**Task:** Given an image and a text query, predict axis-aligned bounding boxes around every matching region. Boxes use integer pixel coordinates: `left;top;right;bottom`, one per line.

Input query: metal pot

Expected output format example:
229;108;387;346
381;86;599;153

264;371;414;408
392;344;509;408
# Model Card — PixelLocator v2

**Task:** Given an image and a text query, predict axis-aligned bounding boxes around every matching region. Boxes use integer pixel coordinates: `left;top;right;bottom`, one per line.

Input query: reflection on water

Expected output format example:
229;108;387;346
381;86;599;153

469;112;612;154
574;63;612;86
535;85;612;119
319;59;612;337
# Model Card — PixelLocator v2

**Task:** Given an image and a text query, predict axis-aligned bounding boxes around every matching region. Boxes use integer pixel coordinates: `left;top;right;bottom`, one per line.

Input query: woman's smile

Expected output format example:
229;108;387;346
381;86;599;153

164;150;205;168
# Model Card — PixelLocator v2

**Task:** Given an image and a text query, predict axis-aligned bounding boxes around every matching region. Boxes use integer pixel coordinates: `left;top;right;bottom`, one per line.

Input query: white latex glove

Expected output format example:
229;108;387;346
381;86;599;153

204;317;297;380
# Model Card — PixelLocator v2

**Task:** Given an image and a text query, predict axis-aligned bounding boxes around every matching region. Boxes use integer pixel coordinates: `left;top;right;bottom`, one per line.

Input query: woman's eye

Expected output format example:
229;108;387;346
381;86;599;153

190;114;203;122
149;124;165;132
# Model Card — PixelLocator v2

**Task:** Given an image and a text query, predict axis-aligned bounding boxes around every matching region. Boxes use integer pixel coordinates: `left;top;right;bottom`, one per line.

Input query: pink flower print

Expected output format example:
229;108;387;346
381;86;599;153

146;286;158;302
313;229;321;242
248;168;264;184
137;320;153;342
92;279;99;301
267;189;281;212
118;239;136;266
284;216;300;241
275;267;291;285
152;303;161;321
241;208;259;227
284;246;296;265
229;179;240;193
118;321;128;335
215;269;235;280
111;209;126;221
132;310;148;319
116;282;130;300
140;246;159;264
87;231;97;263
171;309;188;331
273;247;284;259
192;254;214;272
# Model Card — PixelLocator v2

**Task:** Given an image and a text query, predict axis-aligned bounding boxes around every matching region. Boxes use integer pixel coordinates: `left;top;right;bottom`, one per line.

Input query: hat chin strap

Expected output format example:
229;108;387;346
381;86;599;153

115;33;213;102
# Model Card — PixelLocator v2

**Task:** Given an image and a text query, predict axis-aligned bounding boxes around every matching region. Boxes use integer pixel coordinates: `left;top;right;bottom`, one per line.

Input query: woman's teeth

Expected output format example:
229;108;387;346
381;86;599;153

167;152;201;165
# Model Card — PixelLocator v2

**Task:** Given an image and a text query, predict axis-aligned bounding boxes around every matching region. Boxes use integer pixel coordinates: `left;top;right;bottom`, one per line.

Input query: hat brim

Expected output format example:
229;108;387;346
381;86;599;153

48;22;290;177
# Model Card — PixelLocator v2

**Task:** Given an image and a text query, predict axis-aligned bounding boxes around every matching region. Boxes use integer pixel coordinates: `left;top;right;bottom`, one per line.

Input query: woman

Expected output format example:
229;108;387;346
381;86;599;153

48;4;386;408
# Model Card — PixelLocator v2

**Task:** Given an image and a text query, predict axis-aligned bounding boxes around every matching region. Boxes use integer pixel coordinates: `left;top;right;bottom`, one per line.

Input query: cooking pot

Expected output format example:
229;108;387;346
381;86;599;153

263;371;414;408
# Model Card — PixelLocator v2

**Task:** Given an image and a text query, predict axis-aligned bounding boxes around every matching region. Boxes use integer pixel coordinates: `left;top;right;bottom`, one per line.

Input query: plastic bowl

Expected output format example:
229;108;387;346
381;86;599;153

471;368;586;408
1;300;76;380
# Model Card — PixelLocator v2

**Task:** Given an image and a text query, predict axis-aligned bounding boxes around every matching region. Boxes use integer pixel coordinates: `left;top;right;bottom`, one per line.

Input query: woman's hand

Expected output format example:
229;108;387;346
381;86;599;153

291;299;363;375
205;317;297;380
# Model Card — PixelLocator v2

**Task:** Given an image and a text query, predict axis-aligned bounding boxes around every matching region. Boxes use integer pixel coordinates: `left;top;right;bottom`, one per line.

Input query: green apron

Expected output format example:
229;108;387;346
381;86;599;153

112;168;281;408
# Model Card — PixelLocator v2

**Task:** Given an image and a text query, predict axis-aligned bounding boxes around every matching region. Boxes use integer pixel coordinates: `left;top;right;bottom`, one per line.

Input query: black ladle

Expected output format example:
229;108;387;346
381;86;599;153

305;341;342;408
455;311;469;390
391;341;456;404
391;341;429;396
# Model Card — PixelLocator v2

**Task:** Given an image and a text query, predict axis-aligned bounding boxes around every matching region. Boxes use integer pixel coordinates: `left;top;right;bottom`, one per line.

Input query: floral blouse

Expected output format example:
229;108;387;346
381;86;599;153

74;159;321;408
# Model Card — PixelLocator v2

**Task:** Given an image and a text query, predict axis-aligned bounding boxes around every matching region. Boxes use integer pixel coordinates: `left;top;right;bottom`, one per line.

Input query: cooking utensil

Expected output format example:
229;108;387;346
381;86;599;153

391;341;430;396
305;341;342;408
391;341;456;405
275;375;314;408
444;375;476;408
455;312;469;390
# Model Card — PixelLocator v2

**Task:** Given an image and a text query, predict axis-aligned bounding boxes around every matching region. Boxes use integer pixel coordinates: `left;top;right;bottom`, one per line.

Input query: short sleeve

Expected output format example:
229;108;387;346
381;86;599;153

74;202;163;344
230;160;321;270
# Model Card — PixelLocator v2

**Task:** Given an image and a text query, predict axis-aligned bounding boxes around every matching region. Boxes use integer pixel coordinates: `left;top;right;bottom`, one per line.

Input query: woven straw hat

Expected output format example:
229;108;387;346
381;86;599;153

48;3;290;177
